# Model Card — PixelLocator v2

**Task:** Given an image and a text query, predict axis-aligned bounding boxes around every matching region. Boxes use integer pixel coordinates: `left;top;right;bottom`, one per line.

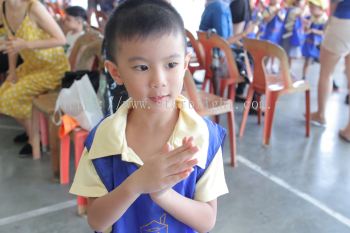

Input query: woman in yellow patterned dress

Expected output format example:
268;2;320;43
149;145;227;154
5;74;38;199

0;0;70;156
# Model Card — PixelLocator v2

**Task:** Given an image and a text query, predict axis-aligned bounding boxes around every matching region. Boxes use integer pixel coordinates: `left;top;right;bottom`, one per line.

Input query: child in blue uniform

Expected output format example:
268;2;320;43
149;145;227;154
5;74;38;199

301;0;328;80
70;0;229;232
281;0;305;66
260;0;286;44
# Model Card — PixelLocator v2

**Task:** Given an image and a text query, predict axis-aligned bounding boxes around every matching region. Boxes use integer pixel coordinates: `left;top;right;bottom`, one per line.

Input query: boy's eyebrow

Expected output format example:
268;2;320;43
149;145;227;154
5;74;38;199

127;53;182;63
164;53;182;60
128;56;148;63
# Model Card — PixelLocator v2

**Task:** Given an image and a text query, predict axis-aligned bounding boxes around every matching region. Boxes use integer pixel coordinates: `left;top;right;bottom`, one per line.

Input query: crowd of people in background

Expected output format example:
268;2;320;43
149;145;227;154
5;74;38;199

199;0;350;142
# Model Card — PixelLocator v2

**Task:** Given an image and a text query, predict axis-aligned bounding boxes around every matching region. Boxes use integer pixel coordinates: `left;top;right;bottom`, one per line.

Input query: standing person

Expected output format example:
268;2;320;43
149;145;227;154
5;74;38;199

230;0;251;36
310;0;350;143
280;0;305;67
70;0;228;232
260;0;286;45
199;0;249;45
0;0;70;156
301;0;328;80
200;0;253;99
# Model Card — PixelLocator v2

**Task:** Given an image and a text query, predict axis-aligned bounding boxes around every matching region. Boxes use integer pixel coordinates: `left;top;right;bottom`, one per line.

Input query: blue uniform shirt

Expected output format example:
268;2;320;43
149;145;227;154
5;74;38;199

70;96;229;233
199;0;233;39
302;15;327;59
334;0;350;19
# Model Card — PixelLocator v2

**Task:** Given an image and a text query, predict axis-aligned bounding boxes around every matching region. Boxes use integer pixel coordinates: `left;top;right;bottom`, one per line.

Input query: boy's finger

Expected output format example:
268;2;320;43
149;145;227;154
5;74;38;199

164;143;191;158
166;145;198;165
163;170;192;186
167;158;198;175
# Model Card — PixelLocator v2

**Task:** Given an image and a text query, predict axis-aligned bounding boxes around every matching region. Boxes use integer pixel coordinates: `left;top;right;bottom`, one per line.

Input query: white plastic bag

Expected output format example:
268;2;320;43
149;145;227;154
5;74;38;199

53;74;103;131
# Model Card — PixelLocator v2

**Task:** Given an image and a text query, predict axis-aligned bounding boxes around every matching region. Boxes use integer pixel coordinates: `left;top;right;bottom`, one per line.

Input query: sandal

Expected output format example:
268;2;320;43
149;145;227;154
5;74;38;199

310;113;326;127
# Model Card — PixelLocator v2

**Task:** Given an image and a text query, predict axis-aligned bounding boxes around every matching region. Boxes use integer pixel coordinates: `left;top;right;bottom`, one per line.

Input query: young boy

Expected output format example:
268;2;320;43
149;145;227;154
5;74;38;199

62;6;87;56
281;0;305;66
260;0;286;44
301;0;328;80
70;0;229;233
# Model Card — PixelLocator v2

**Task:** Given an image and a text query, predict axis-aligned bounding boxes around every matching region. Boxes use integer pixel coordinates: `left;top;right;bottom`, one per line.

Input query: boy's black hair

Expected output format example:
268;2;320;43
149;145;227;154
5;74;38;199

104;0;186;62
65;6;88;22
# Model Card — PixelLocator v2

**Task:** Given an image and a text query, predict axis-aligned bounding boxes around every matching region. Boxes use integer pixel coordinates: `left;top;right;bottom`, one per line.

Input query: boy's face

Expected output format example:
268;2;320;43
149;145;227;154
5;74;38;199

309;3;323;17
106;33;190;112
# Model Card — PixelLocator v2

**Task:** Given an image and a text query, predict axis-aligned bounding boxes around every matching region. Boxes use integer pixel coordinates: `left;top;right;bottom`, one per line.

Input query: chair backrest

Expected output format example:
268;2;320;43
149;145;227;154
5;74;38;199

74;36;104;71
69;28;102;71
185;29;205;69
183;70;204;113
197;31;241;84
243;38;293;91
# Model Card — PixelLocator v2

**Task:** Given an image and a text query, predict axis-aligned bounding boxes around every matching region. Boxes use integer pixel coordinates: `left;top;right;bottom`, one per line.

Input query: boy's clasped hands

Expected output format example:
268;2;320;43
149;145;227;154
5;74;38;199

129;136;199;199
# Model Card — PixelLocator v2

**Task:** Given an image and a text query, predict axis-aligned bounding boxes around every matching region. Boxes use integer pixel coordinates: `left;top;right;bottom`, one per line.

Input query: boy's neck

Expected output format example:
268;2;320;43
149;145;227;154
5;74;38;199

128;107;179;130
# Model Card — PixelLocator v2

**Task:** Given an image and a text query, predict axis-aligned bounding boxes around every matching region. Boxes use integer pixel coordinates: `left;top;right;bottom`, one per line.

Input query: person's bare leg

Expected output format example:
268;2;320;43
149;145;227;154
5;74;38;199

339;54;350;141
233;22;245;35
302;58;311;79
17;118;32;145
311;46;341;124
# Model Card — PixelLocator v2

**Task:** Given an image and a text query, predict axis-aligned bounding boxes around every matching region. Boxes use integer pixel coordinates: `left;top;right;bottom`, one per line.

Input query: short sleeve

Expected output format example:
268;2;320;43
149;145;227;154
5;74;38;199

69;148;108;198
194;147;229;202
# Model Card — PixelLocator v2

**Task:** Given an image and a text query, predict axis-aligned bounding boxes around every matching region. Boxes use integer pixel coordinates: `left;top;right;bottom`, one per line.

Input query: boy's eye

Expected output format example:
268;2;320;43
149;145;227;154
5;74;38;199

167;62;178;69
133;65;149;71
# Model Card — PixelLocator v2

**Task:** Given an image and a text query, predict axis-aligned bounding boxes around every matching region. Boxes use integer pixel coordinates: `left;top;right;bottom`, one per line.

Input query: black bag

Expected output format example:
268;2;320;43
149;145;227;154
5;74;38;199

231;47;253;84
61;70;100;93
103;71;129;115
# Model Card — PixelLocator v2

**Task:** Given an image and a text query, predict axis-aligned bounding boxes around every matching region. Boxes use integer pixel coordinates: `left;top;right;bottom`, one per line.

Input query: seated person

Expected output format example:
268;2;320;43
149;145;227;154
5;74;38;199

62;6;87;57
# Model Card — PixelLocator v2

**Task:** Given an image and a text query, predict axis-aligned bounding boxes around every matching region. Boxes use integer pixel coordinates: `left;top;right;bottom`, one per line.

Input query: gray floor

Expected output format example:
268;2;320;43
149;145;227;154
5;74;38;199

0;59;349;233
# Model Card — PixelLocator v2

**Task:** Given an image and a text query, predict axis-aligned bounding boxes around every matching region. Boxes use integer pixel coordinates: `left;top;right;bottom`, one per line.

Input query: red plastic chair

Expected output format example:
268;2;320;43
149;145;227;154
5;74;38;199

185;29;205;75
239;38;310;145
60;128;88;215
183;70;237;167
197;31;244;97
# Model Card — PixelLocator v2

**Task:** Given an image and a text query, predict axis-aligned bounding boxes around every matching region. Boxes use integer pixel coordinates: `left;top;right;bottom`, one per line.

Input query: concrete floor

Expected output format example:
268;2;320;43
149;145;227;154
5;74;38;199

0;59;349;233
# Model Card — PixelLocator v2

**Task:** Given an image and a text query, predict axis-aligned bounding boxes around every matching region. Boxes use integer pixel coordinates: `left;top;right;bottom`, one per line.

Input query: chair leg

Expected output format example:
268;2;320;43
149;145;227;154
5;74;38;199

263;91;279;145
227;110;236;167
229;84;236;101
60;134;71;185
39;113;49;152
201;77;209;91
77;196;87;216
74;129;89;216
305;90;310;137
74;130;89;168
257;94;262;125
49;119;60;181
239;86;254;137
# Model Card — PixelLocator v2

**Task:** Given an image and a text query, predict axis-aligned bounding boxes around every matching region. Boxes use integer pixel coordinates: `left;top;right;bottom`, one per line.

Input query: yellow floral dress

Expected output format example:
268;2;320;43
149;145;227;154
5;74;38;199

0;0;70;119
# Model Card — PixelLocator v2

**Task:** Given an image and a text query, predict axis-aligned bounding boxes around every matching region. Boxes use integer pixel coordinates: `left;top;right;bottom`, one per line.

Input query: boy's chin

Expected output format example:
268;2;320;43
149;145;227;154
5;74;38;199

147;100;177;112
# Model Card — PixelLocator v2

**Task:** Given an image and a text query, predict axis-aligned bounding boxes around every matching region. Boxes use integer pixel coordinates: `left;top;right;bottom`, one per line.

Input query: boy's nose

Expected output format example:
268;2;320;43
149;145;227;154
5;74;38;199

150;68;166;88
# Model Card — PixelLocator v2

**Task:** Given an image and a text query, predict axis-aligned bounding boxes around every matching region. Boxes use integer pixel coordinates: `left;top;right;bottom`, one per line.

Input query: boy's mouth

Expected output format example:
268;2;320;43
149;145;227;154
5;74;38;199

149;95;170;103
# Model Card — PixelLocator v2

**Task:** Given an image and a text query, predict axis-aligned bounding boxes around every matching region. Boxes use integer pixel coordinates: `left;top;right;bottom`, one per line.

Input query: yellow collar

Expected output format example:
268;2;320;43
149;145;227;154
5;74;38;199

88;95;209;169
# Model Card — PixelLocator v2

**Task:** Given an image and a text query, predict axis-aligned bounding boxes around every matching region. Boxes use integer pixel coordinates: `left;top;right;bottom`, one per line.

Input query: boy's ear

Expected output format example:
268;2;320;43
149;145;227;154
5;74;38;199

184;52;192;70
104;60;123;85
